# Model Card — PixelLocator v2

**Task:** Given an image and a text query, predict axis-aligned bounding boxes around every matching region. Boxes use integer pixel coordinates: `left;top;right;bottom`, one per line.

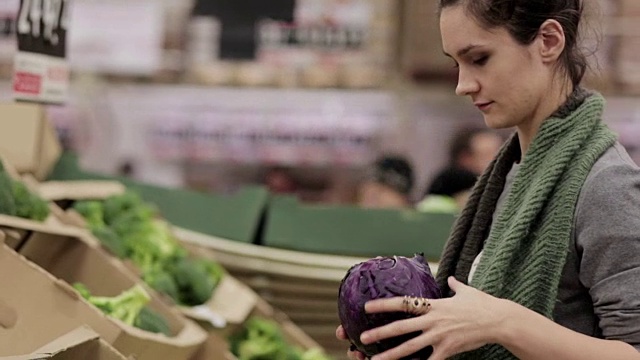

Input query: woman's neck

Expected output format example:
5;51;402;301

517;81;574;157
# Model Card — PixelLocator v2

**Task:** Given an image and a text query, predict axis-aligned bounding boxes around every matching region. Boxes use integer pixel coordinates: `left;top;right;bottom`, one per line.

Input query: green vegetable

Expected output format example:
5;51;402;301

129;221;179;264
74;282;172;336
197;258;225;288
170;257;218;306
0;163;50;221
74;283;150;326
0;163;16;216
73;191;225;306
142;267;180;303
91;226;128;259
73;200;106;229
73;282;92;299
229;317;332;360
11;180;49;221
135;306;172;336
300;348;333;360
102;192;156;226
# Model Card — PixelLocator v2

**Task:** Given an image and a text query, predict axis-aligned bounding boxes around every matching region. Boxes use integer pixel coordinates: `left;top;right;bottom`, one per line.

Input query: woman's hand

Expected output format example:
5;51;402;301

360;277;510;360
336;325;366;360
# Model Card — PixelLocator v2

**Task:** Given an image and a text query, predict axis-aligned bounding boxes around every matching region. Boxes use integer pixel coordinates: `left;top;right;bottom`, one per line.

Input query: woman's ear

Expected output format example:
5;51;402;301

538;19;566;64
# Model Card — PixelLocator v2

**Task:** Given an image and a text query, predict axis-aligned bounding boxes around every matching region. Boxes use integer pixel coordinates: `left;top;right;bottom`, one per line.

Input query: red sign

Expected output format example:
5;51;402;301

13;72;41;94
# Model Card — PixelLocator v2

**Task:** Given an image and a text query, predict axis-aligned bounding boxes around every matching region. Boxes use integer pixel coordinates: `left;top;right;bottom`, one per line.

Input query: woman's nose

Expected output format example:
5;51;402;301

455;69;479;96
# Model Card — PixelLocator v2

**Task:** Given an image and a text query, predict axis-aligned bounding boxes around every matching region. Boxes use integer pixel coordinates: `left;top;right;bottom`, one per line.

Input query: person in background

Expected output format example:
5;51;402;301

357;155;414;209
264;166;298;194
118;160;136;178
418;127;501;212
339;0;640;358
416;166;477;213
448;126;503;176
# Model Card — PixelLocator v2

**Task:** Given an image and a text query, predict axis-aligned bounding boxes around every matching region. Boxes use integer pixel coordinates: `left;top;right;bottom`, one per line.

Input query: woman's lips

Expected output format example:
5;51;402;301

475;101;493;112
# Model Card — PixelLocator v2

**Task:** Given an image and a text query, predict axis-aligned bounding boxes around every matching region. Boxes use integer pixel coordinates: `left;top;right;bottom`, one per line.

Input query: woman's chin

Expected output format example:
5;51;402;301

483;115;513;130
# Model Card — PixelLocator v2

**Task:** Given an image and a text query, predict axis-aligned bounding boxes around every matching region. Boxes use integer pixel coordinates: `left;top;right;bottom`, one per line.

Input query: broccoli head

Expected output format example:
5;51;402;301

196;258;225;289
0;164;16;216
102;192;157;226
123;220;180;268
11;180;49;221
169;257;218;306
73;283;151;326
91;226;128;259
300;348;333;360
73;200;106;229
135;306;172;336
142;267;180;303
231;317;311;360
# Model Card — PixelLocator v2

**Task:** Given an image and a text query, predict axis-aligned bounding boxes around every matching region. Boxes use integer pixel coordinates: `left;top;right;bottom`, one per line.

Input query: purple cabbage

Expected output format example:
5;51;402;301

338;254;441;359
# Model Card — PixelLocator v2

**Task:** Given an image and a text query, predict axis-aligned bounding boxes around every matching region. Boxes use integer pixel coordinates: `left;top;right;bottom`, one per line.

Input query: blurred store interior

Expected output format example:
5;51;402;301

2;0;637;207
1;1;639;358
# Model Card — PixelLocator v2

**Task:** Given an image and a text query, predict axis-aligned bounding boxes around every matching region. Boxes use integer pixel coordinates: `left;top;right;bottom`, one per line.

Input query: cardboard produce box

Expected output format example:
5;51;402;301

251;298;321;352
178;230;362;358
0;326;129;360
34;179;264;330
0;103;62;180
189;332;237;360
179;237;328;350
180;275;258;328
0;216;207;360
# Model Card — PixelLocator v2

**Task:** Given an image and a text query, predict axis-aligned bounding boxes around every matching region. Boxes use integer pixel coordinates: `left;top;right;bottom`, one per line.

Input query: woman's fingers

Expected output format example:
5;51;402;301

365;296;437;315
349;350;366;360
361;315;428;344
370;331;433;360
336;325;347;340
448;276;468;294
365;296;407;314
338;325;366;360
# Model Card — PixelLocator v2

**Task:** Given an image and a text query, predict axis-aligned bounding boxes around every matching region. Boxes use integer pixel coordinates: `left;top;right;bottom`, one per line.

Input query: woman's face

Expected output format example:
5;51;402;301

440;6;552;130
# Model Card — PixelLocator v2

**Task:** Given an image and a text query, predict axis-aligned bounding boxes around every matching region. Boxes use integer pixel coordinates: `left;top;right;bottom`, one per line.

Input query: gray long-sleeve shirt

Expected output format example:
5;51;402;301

474;142;640;350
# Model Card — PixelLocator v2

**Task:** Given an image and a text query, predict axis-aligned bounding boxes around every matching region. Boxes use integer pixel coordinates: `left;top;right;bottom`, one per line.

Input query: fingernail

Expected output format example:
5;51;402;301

360;332;370;343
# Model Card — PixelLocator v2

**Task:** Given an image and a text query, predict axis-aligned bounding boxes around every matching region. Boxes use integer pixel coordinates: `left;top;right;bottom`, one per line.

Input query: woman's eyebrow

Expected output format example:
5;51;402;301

443;44;483;58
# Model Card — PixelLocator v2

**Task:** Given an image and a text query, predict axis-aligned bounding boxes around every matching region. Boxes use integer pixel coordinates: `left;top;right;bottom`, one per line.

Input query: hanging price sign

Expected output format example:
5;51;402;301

13;0;70;104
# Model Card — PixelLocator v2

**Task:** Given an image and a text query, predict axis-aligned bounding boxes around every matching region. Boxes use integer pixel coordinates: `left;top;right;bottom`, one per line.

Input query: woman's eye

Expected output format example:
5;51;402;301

473;56;489;66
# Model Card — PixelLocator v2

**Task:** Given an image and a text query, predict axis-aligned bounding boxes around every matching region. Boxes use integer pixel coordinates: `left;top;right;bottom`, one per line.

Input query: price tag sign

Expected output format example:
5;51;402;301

13;0;70;104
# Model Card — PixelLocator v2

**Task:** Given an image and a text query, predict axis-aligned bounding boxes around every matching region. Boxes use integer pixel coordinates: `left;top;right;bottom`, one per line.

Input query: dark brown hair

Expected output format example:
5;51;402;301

439;0;586;88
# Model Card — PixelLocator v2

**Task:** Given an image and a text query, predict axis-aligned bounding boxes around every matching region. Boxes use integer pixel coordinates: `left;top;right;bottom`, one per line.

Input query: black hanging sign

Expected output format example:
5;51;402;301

13;0;70;104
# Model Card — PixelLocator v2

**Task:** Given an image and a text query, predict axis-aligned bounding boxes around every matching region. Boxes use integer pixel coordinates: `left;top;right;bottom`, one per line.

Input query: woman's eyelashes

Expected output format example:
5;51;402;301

451;55;489;69
473;55;489;66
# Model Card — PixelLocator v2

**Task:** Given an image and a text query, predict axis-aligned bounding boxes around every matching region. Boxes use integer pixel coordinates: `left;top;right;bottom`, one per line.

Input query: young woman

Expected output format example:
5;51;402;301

337;0;640;359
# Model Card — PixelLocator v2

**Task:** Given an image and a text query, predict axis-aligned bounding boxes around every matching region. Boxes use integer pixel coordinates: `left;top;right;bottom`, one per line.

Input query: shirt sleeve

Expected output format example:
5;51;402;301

575;146;640;351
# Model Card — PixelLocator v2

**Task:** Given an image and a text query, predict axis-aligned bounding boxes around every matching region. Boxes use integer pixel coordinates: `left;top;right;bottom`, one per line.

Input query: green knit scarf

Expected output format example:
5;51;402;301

435;92;617;360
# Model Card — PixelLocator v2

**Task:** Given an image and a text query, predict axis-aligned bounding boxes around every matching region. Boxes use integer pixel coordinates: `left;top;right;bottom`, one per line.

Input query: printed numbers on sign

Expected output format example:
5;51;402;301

17;0;67;45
